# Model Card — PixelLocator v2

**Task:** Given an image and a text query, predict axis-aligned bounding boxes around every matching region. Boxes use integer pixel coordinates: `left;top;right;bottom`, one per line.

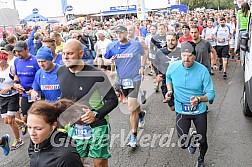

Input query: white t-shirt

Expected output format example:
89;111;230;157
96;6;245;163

202;27;216;46
212;25;231;46
96;38;112;57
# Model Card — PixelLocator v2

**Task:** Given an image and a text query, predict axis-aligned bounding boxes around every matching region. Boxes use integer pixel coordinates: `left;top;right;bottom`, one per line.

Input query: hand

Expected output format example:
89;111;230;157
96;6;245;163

156;74;163;83
31;90;39;101
13;84;25;93
110;56;117;64
139;67;144;81
190;96;199;107
218;39;224;43
0;87;11;95
80;109;96;124
212;65;218;71
165;90;173;101
25;89;32;96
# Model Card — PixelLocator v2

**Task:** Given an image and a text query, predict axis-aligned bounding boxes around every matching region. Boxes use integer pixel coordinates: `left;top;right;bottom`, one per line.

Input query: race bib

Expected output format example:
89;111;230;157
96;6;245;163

122;78;134;89
182;104;199;113
72;124;91;140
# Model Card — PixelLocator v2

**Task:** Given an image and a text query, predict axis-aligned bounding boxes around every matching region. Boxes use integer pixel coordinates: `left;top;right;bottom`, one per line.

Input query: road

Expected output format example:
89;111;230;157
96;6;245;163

0;60;252;167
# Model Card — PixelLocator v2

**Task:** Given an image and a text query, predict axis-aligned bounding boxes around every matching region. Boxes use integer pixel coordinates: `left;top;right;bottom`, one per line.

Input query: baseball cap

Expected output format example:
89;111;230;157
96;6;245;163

1;44;14;52
14;41;28;51
181;42;195;54
115;25;127;33
36;46;53;61
174;23;180;29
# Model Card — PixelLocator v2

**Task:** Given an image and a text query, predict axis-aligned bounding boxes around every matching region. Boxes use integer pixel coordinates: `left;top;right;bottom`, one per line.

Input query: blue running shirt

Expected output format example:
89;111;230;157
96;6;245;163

104;40;144;82
32;64;61;102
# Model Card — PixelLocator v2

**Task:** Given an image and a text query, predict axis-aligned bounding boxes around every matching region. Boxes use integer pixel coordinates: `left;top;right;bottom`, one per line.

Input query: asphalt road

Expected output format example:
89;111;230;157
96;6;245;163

1;60;252;167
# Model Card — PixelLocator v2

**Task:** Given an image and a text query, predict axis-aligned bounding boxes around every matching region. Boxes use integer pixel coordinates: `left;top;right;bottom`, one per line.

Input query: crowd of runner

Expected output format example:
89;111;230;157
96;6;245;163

0;1;249;167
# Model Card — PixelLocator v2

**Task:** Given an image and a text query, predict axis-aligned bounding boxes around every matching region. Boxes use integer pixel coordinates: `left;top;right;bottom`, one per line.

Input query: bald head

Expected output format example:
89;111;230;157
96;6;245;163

64;39;83;52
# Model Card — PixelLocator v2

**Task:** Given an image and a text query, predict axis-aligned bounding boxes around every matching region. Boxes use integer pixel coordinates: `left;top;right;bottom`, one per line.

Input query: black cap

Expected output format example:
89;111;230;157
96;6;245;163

115;25;127;33
1;44;14;51
14;41;28;51
182;24;190;30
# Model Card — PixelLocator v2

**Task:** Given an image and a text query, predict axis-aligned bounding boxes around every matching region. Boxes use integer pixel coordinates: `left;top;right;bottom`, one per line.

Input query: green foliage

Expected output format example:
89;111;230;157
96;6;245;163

181;0;235;10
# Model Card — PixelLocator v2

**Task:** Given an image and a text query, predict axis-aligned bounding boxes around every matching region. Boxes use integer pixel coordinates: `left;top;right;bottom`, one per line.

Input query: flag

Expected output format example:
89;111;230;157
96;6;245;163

61;0;67;13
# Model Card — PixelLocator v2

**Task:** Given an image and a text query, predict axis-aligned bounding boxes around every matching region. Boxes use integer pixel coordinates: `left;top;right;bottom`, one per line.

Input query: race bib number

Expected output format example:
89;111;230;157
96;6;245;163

122;78;134;89
72;124;91;140
182;104;198;113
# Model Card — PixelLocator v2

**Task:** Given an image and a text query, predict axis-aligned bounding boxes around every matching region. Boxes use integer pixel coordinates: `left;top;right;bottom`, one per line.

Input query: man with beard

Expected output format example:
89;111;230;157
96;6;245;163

155;32;181;111
104;25;148;148
190;25;218;75
57;39;118;167
211;17;232;79
165;42;215;167
201;18;217;75
13;41;40;135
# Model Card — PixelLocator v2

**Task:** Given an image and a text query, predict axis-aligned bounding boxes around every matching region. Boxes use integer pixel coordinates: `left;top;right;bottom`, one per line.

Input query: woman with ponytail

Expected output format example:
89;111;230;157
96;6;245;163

27;99;84;167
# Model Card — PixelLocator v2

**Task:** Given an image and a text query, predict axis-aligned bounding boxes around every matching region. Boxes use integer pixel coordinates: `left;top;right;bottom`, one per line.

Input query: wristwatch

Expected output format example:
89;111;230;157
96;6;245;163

93;111;100;120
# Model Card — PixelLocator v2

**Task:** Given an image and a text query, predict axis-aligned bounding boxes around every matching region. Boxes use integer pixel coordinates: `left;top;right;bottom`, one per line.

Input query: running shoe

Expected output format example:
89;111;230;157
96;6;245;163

0;134;10;156
138;110;146;128
222;72;227;79
219;64;223;71
195;155;205;167
21;124;27;135
188;131;197;154
127;135;137;148
10;138;24;151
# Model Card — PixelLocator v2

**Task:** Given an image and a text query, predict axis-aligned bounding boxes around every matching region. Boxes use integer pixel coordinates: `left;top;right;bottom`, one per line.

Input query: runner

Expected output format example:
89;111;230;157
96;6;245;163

42;38;63;65
57;39;118;167
165;41;215;167
13;41;40;135
104;25;148;147
31;46;61;102
211;17;232;79
155;32;181;111
27;99;83;167
201;18;217;75
0;52;24;150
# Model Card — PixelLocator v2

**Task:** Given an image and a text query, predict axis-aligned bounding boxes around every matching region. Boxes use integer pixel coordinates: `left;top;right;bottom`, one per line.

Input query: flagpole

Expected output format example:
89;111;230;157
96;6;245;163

13;0;16;10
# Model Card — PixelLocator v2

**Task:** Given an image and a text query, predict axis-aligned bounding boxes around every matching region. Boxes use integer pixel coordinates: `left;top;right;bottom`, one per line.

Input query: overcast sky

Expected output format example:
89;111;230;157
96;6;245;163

1;0;172;19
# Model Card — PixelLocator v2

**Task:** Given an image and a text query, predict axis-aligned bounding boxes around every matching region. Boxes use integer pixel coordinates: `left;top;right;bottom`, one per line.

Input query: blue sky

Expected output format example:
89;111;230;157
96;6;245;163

1;0;172;19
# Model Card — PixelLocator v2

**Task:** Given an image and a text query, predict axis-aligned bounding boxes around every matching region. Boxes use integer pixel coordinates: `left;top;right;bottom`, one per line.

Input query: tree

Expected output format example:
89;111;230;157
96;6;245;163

181;0;234;10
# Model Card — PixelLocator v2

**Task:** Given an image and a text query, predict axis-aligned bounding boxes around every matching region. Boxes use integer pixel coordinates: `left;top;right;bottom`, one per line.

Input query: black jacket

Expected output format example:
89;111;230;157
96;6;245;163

28;131;83;167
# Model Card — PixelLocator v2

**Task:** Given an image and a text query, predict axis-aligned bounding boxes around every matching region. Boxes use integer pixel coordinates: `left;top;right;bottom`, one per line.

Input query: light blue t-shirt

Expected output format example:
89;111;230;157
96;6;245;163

32;64;61;102
104;40;144;82
166;60;215;115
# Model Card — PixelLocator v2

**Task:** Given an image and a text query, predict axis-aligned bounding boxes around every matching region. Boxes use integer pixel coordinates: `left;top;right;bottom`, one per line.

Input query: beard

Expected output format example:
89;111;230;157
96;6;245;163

119;37;128;43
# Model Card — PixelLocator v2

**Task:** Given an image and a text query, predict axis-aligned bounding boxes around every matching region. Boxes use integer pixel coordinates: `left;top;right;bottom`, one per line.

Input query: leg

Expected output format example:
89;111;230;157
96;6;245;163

93;159;108;167
128;98;141;133
192;112;208;157
176;113;192;149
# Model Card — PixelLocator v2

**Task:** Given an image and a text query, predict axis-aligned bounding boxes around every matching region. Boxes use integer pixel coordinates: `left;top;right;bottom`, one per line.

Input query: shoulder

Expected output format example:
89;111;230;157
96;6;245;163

168;60;181;71
57;65;68;74
194;61;209;72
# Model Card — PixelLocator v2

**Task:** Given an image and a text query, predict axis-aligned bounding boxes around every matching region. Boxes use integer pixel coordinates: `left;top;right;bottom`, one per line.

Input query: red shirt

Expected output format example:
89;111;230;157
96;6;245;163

179;35;193;43
198;25;203;35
